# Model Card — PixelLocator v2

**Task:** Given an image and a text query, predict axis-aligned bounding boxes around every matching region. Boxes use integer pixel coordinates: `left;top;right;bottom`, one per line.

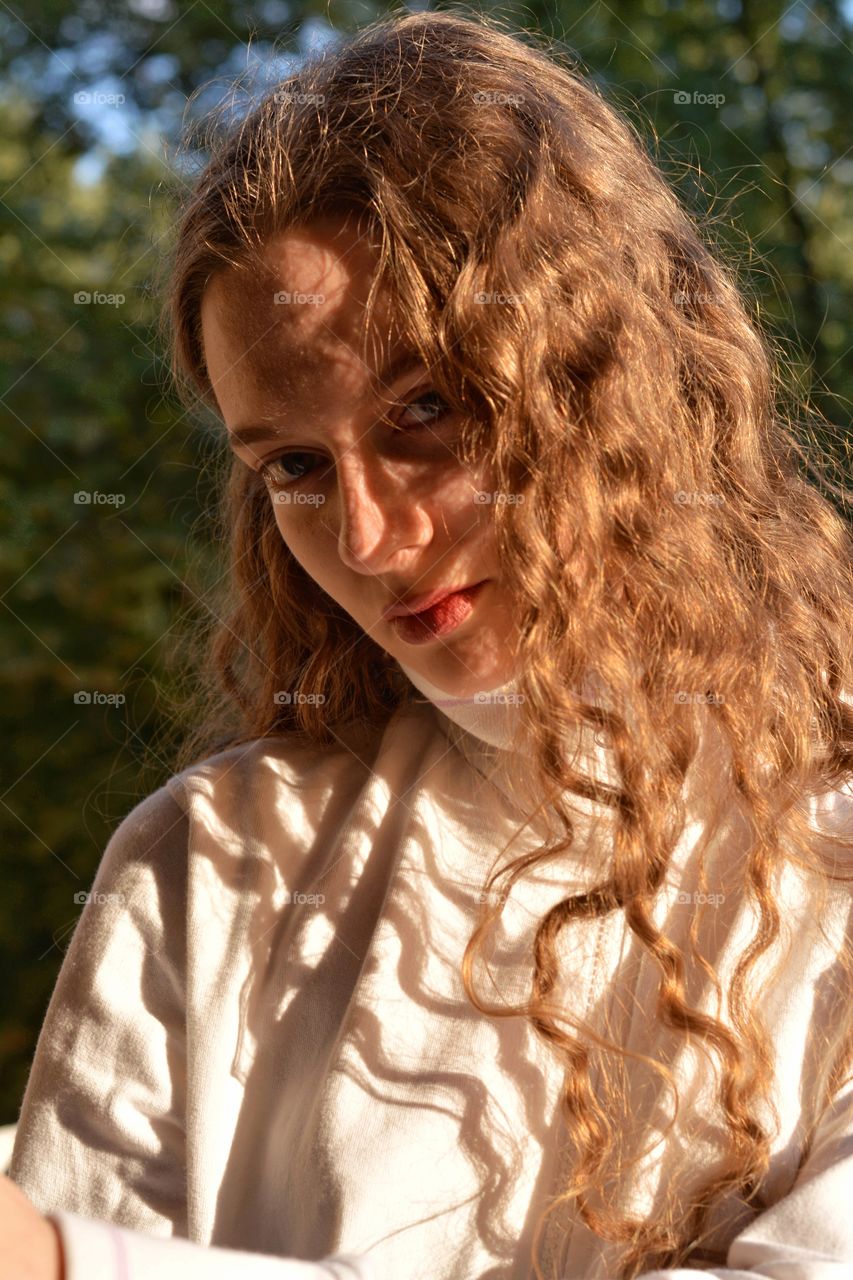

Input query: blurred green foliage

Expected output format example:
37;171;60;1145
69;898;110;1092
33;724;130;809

2;0;852;1123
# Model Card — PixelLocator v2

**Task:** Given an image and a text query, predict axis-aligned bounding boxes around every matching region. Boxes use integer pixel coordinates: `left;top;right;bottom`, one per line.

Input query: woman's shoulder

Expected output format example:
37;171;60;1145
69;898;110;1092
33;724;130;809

88;700;441;908
163;697;440;806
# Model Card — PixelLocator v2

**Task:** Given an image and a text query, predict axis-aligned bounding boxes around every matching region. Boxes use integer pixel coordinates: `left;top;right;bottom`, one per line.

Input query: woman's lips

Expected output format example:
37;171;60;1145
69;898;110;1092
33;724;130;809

388;580;489;644
383;578;482;619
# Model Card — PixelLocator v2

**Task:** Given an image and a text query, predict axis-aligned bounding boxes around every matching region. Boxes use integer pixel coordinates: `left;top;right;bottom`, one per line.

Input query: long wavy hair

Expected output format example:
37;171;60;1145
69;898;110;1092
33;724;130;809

157;10;853;1278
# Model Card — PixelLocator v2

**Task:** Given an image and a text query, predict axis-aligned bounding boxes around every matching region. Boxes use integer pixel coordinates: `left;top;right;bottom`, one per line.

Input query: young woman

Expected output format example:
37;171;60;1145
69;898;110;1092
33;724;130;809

6;10;853;1280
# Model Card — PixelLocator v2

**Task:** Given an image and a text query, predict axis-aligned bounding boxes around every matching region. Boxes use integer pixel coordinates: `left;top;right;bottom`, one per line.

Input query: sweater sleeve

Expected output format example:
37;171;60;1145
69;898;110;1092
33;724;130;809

636;1045;853;1279
8;783;379;1280
9;782;191;1234
636;800;853;1280
46;1209;381;1279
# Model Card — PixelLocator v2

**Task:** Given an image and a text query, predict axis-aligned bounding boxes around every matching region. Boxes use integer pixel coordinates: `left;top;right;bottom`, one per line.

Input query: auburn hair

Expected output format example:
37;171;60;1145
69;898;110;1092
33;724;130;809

157;10;853;1277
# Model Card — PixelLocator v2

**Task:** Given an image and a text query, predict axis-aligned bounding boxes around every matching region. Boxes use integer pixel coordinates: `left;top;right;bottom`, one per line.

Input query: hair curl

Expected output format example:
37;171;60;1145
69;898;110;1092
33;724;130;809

157;10;853;1278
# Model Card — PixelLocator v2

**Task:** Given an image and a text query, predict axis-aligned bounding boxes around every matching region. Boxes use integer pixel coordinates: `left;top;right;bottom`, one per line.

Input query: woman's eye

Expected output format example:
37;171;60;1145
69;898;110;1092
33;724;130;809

395;389;452;430
262;452;321;485
260;390;453;489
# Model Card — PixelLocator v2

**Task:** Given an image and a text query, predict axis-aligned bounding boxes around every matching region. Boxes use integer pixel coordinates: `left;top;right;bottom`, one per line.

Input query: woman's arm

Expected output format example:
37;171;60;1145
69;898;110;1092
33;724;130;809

6;784;379;1279
0;1174;63;1280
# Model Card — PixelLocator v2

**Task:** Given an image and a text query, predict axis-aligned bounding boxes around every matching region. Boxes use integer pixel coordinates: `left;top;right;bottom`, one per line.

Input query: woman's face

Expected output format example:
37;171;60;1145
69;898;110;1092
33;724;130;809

200;213;519;698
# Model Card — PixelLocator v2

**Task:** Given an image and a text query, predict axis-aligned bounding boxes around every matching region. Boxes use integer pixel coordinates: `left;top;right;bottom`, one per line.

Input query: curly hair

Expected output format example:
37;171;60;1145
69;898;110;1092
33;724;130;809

157;10;853;1278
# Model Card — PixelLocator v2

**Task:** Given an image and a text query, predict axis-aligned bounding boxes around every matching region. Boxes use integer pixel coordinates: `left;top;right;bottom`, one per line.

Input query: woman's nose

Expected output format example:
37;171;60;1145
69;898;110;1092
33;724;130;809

335;454;433;575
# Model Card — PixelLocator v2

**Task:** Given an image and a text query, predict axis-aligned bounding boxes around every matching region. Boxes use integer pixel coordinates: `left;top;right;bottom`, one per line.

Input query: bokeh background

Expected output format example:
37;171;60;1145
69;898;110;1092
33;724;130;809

2;0;852;1127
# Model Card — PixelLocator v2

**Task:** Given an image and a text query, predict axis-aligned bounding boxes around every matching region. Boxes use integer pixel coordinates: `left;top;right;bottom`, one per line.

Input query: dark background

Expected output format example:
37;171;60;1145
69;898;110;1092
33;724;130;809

2;0;852;1123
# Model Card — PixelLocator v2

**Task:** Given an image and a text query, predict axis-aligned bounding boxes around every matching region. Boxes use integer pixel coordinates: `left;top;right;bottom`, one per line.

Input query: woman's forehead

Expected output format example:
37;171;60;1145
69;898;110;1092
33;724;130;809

202;223;394;352
200;259;413;420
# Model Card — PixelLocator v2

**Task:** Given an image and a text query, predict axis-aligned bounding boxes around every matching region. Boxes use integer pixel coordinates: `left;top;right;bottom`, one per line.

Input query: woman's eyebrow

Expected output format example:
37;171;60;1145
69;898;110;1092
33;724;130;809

228;421;297;447
228;351;427;447
368;350;425;397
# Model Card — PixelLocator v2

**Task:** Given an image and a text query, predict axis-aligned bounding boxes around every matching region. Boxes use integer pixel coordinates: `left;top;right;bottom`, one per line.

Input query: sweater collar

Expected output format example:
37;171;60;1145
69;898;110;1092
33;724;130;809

396;656;627;790
395;660;617;837
396;661;525;751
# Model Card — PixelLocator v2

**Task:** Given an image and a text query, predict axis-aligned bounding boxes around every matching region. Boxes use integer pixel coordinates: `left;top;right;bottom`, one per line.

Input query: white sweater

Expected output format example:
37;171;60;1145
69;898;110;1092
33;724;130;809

9;663;853;1280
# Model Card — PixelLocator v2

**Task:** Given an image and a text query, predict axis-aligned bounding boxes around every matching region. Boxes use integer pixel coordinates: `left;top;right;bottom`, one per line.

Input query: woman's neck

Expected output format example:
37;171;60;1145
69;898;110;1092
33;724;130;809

396;661;525;751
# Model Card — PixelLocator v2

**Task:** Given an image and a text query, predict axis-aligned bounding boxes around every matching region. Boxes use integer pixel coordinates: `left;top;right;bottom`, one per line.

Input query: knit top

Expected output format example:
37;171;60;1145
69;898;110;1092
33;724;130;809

9;663;853;1280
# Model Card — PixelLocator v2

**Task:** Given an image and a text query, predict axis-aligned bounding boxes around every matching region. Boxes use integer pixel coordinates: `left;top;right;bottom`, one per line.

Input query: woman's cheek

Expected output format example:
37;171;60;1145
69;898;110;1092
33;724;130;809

421;454;494;515
272;495;330;556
